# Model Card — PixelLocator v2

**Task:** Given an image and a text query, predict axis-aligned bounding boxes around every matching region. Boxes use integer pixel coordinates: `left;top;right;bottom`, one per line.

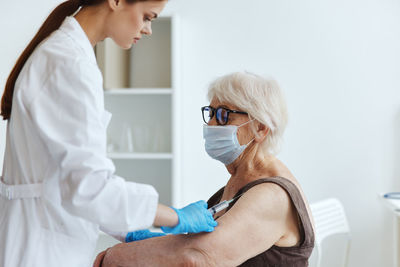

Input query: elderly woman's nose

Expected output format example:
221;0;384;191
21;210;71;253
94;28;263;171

208;117;218;126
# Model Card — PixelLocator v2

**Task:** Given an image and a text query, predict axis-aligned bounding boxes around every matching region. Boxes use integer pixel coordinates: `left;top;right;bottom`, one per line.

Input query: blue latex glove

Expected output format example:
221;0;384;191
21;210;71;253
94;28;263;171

125;229;166;242
161;200;218;234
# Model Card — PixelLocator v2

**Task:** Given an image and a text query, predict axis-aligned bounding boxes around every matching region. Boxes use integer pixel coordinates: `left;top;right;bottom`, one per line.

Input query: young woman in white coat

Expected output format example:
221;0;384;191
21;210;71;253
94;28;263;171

0;1;217;266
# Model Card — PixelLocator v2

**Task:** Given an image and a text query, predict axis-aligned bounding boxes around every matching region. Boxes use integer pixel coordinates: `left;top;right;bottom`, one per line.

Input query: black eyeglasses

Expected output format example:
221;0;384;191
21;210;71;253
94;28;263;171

201;106;248;125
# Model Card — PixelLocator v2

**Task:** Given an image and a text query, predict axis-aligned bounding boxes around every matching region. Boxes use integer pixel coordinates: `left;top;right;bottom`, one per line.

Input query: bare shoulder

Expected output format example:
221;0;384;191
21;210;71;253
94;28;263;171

233;182;292;219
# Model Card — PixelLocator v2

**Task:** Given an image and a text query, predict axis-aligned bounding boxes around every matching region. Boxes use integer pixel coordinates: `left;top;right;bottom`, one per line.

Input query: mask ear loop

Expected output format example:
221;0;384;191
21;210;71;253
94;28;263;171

242;119;270;146
237;119;256;146
245;137;255;146
238;118;255;128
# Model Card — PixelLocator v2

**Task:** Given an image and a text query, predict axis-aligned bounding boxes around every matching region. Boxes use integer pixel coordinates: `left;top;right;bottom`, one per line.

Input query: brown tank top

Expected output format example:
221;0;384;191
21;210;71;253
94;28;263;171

207;177;315;267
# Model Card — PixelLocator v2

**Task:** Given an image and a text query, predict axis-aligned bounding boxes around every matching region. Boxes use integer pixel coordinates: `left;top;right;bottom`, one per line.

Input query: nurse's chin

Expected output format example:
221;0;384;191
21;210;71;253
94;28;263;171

121;44;133;50
117;42;133;50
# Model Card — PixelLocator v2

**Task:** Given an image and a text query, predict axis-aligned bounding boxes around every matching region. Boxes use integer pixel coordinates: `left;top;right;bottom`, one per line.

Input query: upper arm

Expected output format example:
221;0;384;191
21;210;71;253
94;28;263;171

186;183;292;266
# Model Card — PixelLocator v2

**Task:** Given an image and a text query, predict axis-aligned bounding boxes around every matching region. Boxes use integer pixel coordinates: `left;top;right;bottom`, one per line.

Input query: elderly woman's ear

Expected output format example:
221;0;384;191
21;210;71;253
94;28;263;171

254;122;270;143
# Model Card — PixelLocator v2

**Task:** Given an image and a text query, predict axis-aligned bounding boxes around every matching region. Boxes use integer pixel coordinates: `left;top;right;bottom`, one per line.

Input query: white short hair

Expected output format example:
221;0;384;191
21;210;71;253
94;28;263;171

207;71;288;155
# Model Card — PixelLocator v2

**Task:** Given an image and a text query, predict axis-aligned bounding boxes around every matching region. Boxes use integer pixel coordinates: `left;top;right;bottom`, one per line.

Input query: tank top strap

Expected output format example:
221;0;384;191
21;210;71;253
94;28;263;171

207;186;225;207
228;177;314;247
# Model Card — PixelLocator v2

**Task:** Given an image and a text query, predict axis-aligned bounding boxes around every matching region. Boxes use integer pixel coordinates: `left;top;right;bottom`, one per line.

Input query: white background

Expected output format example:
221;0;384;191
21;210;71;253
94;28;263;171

1;0;400;266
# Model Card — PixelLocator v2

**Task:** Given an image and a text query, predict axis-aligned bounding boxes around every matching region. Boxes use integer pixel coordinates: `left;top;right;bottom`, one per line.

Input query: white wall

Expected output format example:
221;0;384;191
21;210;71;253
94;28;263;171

162;0;400;266
1;1;400;266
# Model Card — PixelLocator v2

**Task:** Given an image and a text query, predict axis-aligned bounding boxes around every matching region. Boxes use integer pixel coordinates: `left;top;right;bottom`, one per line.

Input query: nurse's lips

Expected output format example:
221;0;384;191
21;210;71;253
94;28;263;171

133;38;140;44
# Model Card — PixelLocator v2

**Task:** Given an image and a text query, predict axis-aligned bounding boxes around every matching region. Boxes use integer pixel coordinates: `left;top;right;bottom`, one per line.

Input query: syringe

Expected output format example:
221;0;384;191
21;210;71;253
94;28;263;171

208;193;244;215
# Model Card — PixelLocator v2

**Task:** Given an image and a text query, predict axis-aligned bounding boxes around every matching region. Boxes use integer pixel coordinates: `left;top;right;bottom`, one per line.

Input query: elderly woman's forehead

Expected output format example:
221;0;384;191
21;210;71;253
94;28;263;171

210;98;238;109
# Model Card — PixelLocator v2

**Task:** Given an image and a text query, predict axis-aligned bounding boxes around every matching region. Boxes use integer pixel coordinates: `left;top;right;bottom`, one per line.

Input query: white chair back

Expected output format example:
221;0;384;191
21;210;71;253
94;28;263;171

310;198;351;267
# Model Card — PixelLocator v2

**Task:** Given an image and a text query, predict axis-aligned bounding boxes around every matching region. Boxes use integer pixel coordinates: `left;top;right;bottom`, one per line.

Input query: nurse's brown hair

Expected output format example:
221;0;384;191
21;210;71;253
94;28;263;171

1;0;164;120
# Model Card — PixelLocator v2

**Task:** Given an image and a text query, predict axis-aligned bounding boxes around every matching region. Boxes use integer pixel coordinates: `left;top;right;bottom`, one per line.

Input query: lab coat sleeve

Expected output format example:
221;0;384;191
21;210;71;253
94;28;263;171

99;227;128;243
28;57;158;232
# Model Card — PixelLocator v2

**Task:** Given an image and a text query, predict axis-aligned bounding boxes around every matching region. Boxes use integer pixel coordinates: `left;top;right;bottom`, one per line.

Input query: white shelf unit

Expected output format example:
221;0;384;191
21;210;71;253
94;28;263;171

95;14;181;206
104;88;173;95
92;14;181;259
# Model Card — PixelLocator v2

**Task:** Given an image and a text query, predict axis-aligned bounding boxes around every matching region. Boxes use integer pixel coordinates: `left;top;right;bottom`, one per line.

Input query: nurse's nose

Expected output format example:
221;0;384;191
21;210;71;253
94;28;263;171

141;22;152;36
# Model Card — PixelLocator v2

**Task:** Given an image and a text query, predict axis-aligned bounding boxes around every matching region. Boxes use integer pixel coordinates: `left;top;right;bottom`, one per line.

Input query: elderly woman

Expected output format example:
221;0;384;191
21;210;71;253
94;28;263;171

95;72;315;267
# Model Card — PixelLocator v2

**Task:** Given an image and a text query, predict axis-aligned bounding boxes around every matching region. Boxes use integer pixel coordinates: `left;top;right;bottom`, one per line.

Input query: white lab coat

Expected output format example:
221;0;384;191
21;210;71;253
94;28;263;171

0;17;158;267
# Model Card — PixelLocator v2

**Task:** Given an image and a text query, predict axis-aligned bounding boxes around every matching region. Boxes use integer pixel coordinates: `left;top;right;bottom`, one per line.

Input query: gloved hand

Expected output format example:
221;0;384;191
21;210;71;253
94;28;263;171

161;200;218;234
125;229;166;242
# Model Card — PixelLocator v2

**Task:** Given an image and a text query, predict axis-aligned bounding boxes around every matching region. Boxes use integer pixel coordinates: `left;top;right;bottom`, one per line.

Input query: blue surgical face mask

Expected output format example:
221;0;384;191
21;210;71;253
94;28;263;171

203;120;254;165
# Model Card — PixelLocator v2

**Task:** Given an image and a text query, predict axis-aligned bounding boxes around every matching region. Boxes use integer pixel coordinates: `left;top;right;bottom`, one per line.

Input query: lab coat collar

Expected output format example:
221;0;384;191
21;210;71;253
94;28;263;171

59;16;96;64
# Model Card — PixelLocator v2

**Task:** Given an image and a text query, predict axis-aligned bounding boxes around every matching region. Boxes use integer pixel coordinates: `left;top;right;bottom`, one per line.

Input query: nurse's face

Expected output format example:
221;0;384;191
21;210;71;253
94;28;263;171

106;0;167;49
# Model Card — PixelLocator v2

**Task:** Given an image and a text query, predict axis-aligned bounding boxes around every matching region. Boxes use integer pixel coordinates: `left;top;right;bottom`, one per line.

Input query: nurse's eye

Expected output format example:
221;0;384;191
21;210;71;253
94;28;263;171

144;16;152;22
